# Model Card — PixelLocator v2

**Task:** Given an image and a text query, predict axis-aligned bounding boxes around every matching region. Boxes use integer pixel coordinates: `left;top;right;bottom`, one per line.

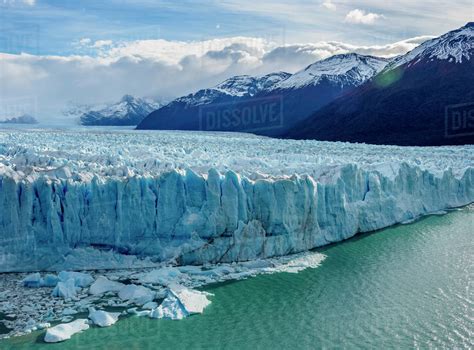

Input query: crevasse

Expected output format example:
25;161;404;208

1;161;472;272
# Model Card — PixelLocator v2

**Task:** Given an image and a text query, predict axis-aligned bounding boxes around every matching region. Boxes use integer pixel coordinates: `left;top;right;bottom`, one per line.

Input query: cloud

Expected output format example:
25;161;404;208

344;9;384;25
78;38;92;46
321;1;336;11
0;35;430;122
92;40;113;48
1;0;35;5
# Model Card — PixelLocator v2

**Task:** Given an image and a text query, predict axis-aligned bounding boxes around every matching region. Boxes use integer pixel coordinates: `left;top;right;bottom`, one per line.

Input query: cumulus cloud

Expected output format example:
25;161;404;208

0;35;430;122
345;9;384;25
321;1;336;11
92;40;113;48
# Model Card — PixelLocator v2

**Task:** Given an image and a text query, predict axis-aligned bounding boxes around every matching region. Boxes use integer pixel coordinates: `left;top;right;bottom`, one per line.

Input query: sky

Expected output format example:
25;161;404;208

0;0;472;120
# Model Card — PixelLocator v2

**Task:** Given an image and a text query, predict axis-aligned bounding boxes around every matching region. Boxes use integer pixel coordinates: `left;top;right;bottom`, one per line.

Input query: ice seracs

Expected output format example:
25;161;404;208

44;319;89;343
0;129;472;272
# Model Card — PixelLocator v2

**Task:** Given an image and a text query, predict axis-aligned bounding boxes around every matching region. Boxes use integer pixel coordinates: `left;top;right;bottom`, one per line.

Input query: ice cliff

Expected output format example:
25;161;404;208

0;130;472;272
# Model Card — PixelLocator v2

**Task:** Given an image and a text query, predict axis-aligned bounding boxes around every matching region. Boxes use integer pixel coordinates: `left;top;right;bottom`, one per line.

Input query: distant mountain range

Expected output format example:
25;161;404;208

137;54;389;136
284;22;474;146
0;114;38;124
79;95;161;126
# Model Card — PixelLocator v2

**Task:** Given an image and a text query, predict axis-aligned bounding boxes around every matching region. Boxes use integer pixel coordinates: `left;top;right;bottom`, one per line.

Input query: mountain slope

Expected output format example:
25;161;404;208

137;54;388;135
80;95;160;126
0;114;38;124
285;23;474;146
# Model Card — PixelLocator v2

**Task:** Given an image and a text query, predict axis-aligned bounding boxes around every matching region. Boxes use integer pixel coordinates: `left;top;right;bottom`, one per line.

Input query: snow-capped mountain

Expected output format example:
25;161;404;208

0;114;38;124
80;95;161;126
176;72;291;107
273;53;388;90
285;23;474;146
386;22;473;70
137;54;388;135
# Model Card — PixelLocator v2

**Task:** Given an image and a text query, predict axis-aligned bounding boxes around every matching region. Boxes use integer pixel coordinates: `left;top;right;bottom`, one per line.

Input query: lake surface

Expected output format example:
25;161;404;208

3;206;473;349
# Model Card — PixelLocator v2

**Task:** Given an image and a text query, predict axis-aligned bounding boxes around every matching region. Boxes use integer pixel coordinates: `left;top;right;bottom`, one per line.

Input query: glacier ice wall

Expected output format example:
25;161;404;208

0;163;473;271
0;130;473;271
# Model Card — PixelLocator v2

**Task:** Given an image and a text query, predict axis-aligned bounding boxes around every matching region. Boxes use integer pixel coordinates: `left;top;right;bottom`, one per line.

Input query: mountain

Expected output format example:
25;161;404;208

285;23;474;146
80;95;161;126
137;54;389;135
0;114;38;124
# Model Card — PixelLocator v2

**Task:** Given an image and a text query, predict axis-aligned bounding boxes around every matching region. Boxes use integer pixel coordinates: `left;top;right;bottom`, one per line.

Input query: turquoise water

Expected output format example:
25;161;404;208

3;207;473;349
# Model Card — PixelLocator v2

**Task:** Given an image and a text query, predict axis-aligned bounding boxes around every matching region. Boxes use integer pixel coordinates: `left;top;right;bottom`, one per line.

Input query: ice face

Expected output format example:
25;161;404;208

0;129;472;272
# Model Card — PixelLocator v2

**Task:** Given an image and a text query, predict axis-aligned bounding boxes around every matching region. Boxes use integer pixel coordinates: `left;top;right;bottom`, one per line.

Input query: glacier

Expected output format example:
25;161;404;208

0;129;473;272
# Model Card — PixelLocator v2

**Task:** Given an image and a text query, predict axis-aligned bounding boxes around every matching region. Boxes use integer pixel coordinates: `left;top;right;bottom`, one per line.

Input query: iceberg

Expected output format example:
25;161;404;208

58;272;94;288
0;130;472;272
21;273;42;288
52;279;78;299
149;285;212;320
118;284;155;305
88;308;120;327
42;274;60;287
149;292;188;320
169;285;212;314
44;319;89;343
89;276;124;295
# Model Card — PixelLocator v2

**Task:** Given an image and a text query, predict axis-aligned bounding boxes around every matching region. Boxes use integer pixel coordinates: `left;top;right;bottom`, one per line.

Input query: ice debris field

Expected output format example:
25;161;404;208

0;128;473;342
0;252;325;341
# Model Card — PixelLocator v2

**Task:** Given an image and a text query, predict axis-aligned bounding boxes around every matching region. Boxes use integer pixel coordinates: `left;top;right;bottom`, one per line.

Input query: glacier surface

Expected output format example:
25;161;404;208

0;129;472;272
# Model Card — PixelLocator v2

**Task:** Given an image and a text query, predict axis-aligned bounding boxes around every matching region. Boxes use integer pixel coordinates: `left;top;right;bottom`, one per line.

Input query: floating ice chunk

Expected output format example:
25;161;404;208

62;307;78;316
150;285;212;320
41;274;59;287
22;273;42;288
58;271;94;288
52;278;78;299
44;319;89;343
136;267;184;286
61;316;74;323
170;285;212;314
22;273;59;288
88;308;120;327
142;301;158;310
89;276;124;295
149;293;188;320
127;308;152;317
264;252;326;274
37;323;50;330
118;284;155;305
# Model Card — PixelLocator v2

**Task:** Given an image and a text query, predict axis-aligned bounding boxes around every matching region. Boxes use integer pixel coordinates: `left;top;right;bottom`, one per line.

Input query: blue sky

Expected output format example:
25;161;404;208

1;0;472;55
